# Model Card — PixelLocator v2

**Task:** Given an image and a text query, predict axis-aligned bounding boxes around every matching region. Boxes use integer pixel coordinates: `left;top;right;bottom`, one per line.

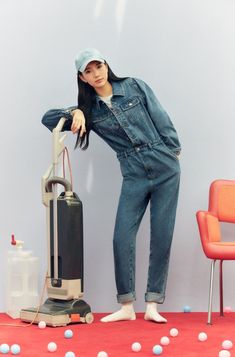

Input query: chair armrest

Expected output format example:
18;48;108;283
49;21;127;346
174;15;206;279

196;211;221;256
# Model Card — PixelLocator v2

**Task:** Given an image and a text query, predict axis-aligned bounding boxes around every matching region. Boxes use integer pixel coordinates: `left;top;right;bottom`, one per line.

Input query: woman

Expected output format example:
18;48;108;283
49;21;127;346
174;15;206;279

42;48;181;323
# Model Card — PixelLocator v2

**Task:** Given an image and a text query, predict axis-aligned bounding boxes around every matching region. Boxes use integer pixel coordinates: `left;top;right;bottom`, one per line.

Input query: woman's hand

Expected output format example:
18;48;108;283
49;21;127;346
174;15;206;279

71;109;86;136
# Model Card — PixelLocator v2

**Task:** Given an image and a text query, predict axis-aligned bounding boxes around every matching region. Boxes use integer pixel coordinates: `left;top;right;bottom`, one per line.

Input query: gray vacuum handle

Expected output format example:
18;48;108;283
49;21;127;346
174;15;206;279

45;177;72;192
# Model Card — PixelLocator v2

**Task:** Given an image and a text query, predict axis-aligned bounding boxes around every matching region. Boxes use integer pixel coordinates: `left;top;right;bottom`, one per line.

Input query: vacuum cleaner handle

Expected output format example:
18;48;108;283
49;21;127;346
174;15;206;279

45;177;72;193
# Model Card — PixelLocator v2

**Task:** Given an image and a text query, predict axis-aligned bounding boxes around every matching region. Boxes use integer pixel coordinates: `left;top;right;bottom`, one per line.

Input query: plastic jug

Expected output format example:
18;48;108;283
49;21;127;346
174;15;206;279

6;234;39;318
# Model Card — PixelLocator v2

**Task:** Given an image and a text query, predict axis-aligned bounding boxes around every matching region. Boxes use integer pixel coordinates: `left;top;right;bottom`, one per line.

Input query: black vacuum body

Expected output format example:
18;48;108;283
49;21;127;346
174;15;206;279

49;191;84;288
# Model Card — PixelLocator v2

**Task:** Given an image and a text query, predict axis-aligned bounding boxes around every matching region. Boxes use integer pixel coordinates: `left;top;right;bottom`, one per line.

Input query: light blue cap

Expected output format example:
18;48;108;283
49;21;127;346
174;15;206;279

75;48;105;73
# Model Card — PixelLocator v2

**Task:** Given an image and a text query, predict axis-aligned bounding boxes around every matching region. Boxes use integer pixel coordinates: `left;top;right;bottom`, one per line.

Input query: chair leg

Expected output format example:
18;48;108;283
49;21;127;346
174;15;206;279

220;260;224;317
208;259;216;325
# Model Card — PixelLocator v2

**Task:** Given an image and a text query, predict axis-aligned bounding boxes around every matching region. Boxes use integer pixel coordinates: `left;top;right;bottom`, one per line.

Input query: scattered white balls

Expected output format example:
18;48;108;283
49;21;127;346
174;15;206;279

38;320;46;329
0;344;10;354
47;342;57;352
4;315;233;357
219;350;231;357
169;328;179;337
160;336;170;346
97;352;108;357
64;329;74;339
10;344;21;355
222;340;233;350
198;332;208;342
131;342;141;352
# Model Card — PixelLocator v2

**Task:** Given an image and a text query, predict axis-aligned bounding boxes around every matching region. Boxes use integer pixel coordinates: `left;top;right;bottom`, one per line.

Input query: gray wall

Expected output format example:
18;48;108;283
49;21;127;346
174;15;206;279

1;0;235;313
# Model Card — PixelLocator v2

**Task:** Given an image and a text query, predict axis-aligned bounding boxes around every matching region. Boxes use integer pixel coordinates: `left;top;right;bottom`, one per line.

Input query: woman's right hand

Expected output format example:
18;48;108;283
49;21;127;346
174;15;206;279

71;109;86;136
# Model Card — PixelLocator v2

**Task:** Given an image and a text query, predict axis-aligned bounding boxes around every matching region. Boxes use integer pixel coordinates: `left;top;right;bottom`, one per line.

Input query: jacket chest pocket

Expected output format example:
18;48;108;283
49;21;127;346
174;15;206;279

120;96;147;123
120;97;140;111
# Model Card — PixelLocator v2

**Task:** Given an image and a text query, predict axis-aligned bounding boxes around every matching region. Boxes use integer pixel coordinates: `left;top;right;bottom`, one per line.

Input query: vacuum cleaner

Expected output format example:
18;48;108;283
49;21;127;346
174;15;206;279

20;117;93;326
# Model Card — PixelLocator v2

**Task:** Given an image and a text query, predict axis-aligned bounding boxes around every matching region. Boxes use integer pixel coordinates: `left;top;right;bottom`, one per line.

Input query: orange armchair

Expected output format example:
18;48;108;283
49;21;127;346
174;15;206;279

196;179;235;324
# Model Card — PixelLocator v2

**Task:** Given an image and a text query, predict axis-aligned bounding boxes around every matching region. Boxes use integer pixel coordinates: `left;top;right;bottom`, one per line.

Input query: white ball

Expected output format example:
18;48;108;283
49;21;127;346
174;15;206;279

64;329;73;339
160;336;170;346
0;344;10;354
169;328;179;337
131;342;141;352
10;344;21;355
224;306;232;313
219;350;231;357
222;340;233;350
47;342;57;352
65;352;75;357
198;332;207;342
38;320;46;329
97;352;108;357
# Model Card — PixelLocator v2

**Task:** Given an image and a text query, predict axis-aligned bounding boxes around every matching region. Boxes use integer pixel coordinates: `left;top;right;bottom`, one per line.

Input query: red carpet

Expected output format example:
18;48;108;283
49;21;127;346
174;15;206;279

0;312;234;356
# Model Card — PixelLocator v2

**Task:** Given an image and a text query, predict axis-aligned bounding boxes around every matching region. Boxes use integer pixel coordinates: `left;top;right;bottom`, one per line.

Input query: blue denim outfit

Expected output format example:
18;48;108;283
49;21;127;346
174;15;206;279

42;77;181;304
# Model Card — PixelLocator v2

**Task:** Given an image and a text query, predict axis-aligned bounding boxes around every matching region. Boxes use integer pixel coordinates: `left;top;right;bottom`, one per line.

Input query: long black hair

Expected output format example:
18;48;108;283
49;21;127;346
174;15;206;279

75;63;126;150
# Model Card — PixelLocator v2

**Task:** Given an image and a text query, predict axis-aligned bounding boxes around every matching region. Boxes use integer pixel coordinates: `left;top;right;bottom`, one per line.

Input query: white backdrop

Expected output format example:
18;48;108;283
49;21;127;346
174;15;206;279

1;0;235;314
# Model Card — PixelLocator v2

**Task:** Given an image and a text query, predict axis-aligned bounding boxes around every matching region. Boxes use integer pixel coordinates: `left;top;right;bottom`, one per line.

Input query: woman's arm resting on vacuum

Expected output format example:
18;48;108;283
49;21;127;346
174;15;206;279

41;107;86;136
41;106;77;132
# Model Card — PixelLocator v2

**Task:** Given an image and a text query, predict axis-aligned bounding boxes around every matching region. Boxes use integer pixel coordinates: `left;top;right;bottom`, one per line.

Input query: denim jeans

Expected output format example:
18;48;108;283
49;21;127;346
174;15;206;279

114;140;180;304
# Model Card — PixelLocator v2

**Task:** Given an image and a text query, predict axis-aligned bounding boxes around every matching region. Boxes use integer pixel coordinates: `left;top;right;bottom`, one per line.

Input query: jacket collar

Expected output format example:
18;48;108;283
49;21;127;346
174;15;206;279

93;80;126;109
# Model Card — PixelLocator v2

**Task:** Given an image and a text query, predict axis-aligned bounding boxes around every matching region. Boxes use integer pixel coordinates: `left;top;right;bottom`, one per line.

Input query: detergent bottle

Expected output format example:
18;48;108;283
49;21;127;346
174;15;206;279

6;234;39;318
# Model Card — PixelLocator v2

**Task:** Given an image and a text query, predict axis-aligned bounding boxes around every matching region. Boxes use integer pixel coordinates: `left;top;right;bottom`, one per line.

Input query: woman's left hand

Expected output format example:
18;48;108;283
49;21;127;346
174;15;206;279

71;109;86;136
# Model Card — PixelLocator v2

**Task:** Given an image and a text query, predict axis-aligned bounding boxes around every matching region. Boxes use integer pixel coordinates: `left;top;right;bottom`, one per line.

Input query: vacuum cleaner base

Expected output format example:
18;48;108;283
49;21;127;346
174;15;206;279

20;298;94;327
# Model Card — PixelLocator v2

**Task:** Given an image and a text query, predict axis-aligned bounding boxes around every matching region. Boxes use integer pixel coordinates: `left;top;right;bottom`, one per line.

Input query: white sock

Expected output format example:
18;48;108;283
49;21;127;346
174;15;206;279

100;302;136;322
144;302;167;323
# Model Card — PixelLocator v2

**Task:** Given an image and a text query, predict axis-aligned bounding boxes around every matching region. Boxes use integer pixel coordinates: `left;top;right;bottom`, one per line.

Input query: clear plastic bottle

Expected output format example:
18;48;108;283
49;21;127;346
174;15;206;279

6;234;39;318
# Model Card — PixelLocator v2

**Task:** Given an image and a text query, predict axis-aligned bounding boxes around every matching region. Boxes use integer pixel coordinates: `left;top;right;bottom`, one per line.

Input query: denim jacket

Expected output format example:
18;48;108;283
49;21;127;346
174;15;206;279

41;77;181;157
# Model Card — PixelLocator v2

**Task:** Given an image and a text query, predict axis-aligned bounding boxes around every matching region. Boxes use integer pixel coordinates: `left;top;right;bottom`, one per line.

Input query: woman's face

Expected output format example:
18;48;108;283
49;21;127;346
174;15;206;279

79;61;109;90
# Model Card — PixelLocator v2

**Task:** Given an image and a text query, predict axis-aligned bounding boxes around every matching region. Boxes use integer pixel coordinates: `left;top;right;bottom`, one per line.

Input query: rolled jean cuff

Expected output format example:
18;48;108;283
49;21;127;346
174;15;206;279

117;292;136;303
145;292;165;304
